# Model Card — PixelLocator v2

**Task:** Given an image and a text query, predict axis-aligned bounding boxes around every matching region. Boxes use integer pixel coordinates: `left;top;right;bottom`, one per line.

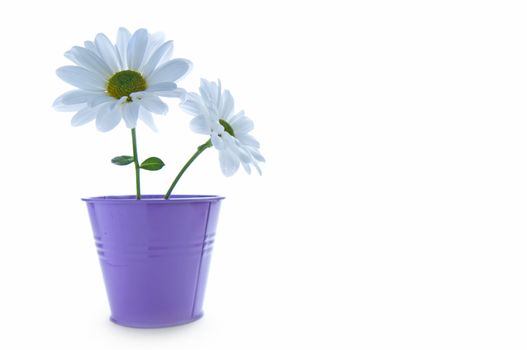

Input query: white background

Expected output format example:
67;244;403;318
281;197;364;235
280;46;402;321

0;0;526;349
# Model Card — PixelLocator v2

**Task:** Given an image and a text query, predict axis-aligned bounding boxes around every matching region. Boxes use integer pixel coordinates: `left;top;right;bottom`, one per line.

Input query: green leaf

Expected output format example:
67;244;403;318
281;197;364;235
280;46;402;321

140;157;165;171
111;155;134;166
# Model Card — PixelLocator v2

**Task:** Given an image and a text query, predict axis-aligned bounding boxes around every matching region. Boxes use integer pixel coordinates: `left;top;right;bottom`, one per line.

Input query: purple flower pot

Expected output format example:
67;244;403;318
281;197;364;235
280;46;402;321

83;195;224;328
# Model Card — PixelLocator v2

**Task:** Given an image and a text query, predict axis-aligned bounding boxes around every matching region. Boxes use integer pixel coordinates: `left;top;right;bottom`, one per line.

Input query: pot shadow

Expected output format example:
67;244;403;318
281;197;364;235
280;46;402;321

105;317;208;337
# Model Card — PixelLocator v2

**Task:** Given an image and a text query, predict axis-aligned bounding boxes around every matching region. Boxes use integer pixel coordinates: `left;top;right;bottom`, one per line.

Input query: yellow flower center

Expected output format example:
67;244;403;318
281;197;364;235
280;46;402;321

107;70;147;100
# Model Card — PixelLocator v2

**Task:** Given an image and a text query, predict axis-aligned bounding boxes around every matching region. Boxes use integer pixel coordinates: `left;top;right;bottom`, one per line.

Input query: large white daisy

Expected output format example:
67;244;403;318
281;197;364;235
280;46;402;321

180;79;264;176
53;27;191;132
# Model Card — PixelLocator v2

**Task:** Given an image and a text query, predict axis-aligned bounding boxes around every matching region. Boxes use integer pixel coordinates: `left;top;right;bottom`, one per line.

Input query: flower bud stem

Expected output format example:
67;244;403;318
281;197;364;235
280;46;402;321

164;139;213;199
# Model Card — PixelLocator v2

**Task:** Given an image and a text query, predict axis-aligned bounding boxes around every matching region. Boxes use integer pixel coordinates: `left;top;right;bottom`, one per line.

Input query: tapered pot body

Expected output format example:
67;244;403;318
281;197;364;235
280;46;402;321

83;195;224;328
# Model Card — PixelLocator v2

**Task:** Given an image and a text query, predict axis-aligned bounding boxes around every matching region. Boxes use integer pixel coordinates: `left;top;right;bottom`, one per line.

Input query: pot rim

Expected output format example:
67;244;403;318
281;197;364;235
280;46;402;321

82;194;225;203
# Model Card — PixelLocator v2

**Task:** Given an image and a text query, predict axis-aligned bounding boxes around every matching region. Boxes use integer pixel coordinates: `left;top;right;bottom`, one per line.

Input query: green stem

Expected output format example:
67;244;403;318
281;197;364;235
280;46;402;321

131;128;141;200
164;139;212;199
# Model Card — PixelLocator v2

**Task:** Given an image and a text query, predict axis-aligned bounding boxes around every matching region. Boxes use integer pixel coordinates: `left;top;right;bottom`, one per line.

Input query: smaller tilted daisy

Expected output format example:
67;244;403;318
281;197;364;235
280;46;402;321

164;78;264;198
53;27;191;131
179;79;265;176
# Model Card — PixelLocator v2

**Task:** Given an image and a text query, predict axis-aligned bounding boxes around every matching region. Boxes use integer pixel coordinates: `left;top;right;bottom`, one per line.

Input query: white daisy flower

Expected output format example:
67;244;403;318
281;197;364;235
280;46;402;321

53;27;192;132
180;79;264;176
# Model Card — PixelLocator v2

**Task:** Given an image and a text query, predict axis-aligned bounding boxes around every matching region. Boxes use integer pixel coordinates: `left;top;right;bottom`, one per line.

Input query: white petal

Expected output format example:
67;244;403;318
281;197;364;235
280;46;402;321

212;121;225;134
52;94;85;112
241;161;251;174
253;158;263;175
127;28;148;70
88;94;114;107
139;107;158;132
64;50;81;66
158;42;173;66
149;58;192;84
150;83;187;99
66;46;112;78
145;83;183;100
116;27;131;69
249;148;265;162
251;159;262;175
56;66;106;91
236;133;260;148
94;33;120;73
216;79;222;110
211;133;225;150
71;107;98;126
114;96;128;108
179;92;205;116
142;41;173;77
156;87;187;98
220;89;234;118
199;79;218;106
132;93;168;115
227;110;244;124
242;146;263;175
231;143;252;163
146;82;177;93
219;149;240;176
122;102;140;128
84;40;97;54
143;32;165;65
231;116;254;135
55;90;96;105
229;136;264;175
96;102;121;132
190;115;210;135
